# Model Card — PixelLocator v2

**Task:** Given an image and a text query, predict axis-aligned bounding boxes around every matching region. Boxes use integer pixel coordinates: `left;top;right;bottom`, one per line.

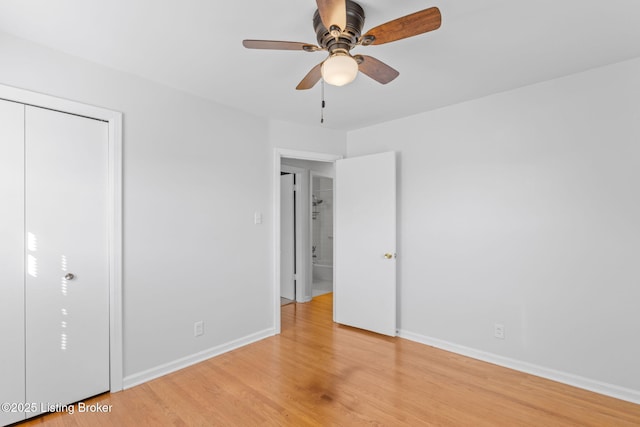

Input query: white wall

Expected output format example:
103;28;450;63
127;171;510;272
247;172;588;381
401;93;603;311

0;31;345;385
347;58;640;398
270;119;346;156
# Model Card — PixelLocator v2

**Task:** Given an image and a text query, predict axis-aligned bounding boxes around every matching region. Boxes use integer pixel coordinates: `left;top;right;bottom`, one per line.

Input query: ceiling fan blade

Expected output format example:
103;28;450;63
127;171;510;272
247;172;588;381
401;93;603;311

362;7;441;45
355;55;399;84
316;0;347;31
296;62;324;90
243;40;321;52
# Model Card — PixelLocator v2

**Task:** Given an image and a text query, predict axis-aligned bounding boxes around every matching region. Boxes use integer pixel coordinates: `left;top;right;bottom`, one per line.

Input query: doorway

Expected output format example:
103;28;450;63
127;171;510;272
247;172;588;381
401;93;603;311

275;149;398;337
275;150;342;333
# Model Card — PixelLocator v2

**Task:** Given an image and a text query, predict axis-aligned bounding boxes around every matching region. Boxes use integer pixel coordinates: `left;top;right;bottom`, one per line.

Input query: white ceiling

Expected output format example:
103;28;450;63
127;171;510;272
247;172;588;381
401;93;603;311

0;0;639;130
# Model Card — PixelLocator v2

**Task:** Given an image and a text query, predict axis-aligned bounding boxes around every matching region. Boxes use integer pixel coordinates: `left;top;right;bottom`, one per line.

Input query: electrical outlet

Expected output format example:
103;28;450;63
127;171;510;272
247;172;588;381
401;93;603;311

194;321;204;337
494;323;505;339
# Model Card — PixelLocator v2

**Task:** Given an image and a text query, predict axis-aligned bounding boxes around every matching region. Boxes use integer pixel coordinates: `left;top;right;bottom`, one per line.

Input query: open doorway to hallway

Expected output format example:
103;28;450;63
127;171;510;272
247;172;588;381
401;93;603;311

279;156;336;310
276;149;398;338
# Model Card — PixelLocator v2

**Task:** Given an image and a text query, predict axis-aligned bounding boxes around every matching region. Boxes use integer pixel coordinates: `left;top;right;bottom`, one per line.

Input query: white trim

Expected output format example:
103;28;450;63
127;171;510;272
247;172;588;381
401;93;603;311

122;328;275;389
274;149;342;334
0;83;124;392
278;148;343;163
107;113;124;392
398;329;640;405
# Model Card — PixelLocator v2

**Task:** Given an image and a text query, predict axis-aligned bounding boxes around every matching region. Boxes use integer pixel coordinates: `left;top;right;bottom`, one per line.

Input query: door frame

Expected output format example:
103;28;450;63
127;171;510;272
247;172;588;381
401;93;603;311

273;149;342;333
0;84;124;391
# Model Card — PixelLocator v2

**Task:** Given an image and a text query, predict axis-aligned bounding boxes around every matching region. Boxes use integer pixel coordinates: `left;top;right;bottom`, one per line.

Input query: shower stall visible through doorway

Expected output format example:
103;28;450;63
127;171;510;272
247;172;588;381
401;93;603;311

312;175;333;297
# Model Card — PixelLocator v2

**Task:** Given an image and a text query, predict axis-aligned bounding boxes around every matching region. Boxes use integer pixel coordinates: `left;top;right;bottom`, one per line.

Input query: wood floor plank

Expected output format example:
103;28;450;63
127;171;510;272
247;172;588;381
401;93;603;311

19;293;640;426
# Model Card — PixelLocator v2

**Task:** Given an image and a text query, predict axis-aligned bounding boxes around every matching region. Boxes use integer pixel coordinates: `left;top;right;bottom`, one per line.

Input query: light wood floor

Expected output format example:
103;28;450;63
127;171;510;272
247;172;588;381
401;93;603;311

21;293;640;426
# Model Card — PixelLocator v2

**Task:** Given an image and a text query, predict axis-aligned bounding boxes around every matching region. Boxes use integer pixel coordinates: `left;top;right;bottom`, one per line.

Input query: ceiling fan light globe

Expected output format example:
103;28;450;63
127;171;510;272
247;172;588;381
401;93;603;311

321;54;358;86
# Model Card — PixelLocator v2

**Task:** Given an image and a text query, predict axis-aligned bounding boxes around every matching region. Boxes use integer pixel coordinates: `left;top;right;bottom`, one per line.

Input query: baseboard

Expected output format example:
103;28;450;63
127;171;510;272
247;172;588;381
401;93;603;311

398;330;640;405
123;328;275;389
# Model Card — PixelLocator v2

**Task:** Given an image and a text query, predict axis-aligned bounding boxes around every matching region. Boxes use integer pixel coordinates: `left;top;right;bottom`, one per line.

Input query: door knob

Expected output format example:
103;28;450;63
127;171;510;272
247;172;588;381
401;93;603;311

64;273;75;280
384;253;395;259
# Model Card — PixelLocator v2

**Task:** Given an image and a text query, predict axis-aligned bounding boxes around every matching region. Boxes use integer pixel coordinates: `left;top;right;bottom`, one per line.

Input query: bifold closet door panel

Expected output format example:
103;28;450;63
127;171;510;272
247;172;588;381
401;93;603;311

0;100;26;426
25;106;110;413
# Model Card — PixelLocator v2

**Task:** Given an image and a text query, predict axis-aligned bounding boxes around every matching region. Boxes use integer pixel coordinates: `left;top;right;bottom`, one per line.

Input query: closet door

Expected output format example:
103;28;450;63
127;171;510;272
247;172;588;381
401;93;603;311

0;100;26;425
25;106;110;414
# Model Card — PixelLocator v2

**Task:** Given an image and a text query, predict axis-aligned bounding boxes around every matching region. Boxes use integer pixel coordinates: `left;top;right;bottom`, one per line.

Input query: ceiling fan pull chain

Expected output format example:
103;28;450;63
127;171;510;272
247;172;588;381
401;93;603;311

320;79;326;124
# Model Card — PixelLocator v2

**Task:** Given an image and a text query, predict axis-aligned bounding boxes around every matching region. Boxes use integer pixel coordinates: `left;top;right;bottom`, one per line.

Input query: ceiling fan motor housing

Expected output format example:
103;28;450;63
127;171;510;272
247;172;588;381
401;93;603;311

313;0;365;54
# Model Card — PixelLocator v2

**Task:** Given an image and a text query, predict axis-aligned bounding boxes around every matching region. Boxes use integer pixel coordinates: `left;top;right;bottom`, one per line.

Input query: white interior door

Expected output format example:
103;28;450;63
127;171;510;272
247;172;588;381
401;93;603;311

280;173;296;300
25;106;110;413
335;151;396;336
0;100;26;426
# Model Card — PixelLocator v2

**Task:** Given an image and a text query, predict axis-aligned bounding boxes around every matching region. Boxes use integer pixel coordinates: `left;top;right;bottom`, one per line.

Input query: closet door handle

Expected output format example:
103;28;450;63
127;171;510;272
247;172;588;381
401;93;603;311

64;273;75;280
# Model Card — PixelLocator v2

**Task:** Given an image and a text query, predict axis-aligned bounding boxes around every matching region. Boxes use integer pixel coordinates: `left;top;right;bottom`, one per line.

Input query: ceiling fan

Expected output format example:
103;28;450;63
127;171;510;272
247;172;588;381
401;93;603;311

242;0;441;90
